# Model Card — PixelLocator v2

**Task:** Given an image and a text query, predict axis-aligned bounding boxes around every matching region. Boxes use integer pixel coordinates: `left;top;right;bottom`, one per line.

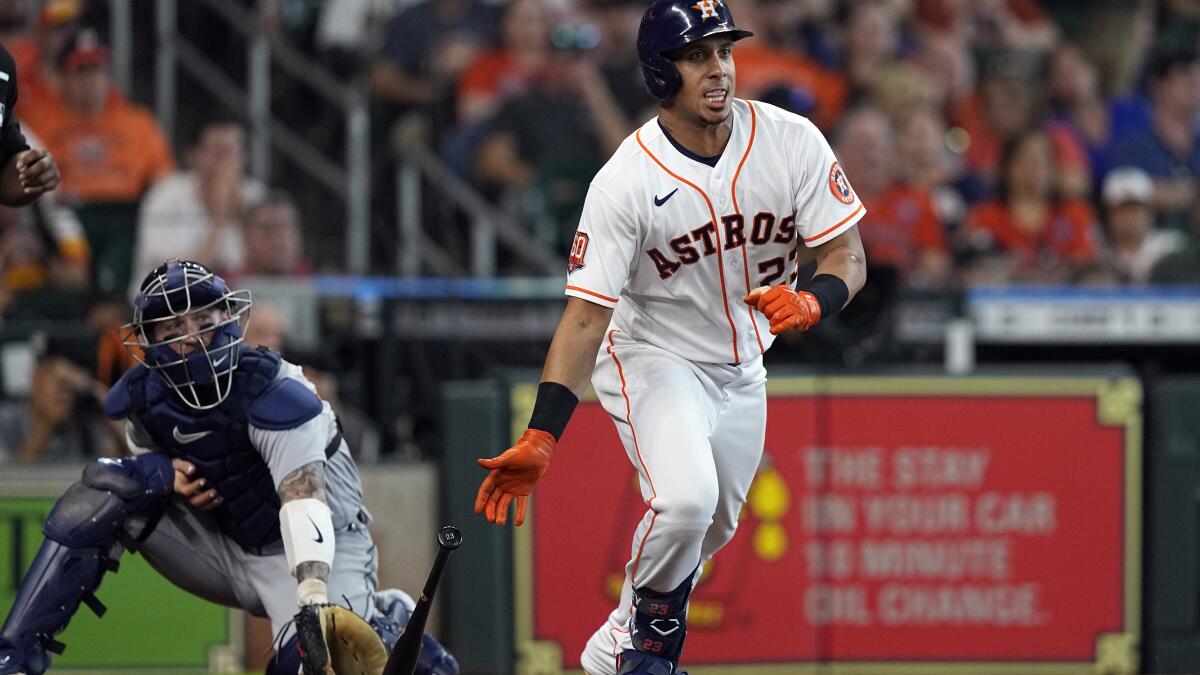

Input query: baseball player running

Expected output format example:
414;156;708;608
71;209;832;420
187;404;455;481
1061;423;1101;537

0;259;457;675
474;1;868;673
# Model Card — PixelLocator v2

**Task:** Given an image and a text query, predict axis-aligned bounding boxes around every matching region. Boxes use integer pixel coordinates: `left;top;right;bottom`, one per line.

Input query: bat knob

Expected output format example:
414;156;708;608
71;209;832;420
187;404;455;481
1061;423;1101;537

437;525;463;551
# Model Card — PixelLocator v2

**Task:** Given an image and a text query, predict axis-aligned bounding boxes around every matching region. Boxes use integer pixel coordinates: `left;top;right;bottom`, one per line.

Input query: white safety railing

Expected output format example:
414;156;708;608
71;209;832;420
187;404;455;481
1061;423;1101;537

395;147;566;277
144;0;371;273
114;0;558;278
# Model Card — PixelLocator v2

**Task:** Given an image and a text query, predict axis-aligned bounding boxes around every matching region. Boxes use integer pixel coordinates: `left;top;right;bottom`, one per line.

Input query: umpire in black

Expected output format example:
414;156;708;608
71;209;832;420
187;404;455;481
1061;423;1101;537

0;42;59;205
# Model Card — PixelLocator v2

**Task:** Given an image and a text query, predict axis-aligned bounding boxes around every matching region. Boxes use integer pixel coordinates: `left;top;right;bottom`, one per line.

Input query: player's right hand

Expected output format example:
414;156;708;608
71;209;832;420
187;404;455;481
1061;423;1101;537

744;284;822;334
475;429;556;526
172;459;223;511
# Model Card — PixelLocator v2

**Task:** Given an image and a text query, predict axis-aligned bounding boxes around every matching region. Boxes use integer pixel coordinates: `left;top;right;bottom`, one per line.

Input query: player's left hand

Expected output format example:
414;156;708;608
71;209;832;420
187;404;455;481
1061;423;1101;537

744;284;822;335
15;149;59;196
475;429;556;526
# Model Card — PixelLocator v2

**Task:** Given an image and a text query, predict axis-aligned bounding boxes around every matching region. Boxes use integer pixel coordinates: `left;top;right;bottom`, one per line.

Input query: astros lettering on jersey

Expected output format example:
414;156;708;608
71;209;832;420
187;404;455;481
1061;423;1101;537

565;98;866;364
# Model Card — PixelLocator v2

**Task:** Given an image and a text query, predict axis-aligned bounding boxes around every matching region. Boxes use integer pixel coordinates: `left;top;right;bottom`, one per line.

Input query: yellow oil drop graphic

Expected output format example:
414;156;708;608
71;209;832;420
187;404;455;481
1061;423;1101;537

754;522;787;561
748;467;789;520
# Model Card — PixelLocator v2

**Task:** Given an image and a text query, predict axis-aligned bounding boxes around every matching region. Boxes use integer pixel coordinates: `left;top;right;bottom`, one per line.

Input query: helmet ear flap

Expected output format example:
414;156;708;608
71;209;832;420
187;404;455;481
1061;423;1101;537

642;55;682;100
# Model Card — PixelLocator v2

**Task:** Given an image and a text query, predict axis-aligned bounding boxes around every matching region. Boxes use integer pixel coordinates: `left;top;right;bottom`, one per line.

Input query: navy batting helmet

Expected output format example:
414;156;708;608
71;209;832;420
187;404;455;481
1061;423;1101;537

637;0;753;100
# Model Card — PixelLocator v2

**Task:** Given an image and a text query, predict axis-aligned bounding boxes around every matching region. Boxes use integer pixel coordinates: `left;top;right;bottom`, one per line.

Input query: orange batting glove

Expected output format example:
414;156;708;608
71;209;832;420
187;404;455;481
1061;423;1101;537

475;428;556;526
744;284;822;335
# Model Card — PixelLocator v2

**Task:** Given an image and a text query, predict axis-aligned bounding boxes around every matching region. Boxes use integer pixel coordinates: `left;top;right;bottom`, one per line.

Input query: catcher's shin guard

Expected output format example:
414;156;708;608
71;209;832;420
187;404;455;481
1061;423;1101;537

0;455;172;675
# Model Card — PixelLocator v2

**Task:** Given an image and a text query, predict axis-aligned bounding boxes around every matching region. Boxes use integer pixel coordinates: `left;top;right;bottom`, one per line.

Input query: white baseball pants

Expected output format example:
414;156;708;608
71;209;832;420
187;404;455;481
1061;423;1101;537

580;329;767;674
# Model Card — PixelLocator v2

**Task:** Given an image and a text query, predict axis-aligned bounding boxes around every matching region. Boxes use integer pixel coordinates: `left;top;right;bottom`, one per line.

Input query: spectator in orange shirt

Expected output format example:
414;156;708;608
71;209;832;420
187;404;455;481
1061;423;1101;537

1;0;84;124
954;51;1091;198
961;128;1101;284
33;29;175;292
37;31;174;206
835;106;953;287
456;0;553;124
895;105;988;234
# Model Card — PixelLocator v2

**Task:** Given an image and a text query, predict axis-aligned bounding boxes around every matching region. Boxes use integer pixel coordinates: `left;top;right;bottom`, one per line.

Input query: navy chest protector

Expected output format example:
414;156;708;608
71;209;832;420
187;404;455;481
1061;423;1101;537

106;347;324;554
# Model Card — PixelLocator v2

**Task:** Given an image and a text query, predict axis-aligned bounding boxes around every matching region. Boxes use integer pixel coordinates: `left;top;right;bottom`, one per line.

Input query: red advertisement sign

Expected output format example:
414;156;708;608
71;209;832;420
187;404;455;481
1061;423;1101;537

513;377;1141;673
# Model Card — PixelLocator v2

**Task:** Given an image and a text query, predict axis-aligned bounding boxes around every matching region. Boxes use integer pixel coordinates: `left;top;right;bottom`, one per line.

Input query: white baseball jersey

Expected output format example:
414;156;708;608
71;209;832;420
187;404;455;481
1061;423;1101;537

565;99;865;364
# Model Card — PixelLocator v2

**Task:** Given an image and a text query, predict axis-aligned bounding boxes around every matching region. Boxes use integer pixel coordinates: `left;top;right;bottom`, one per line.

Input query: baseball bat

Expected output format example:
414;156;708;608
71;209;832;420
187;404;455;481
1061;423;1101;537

382;525;463;675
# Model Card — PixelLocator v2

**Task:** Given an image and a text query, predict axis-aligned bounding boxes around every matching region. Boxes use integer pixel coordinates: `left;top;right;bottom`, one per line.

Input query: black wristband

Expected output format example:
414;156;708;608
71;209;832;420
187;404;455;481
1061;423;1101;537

805;274;850;320
527;381;579;441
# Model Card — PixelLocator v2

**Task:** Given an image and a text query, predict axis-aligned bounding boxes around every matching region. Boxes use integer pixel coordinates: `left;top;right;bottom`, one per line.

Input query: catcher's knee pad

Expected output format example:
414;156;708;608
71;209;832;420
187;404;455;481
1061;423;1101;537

45;454;174;550
0;454;174;674
370;590;459;675
627;570;696;669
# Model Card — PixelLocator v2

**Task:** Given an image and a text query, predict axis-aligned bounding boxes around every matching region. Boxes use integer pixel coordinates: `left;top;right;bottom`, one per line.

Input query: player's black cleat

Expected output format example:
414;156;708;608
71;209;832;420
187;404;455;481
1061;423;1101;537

618;650;684;675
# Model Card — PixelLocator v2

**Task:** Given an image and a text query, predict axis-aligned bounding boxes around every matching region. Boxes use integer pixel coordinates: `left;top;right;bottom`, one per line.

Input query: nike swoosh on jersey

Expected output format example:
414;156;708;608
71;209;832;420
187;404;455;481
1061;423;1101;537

307;515;324;543
654;188;679;206
173;427;213;444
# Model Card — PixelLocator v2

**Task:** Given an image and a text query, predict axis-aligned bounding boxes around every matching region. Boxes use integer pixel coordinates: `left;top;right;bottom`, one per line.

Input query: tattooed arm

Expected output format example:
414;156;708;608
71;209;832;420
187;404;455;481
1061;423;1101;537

279;460;327;504
278;460;334;601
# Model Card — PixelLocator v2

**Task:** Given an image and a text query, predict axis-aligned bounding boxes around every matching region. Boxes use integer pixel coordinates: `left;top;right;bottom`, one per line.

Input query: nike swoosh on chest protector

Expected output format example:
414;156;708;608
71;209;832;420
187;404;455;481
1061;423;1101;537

173;427;214;444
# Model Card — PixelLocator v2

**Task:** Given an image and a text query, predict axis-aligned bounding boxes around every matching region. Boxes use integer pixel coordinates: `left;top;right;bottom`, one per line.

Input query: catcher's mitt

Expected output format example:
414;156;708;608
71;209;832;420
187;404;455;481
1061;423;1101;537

294;604;388;675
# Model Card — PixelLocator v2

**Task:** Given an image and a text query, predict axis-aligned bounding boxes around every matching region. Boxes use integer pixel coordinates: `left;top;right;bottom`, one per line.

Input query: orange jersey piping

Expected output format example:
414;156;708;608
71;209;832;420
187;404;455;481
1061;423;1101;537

636;126;741;363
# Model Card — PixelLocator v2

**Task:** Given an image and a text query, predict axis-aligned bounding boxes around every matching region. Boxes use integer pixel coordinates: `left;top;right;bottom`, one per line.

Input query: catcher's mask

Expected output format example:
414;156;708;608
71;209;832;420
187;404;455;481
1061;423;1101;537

121;259;252;410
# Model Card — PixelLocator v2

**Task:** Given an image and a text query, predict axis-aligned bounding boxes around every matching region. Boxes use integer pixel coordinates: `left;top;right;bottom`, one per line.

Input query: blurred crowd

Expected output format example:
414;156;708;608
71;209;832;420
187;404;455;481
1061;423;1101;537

347;0;1200;286
3;0;1200;464
0;0;331;463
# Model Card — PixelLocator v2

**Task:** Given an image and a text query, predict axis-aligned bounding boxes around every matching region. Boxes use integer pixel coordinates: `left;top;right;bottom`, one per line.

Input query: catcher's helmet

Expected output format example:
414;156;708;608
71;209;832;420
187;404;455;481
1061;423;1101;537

121;259;252;410
637;0;753;100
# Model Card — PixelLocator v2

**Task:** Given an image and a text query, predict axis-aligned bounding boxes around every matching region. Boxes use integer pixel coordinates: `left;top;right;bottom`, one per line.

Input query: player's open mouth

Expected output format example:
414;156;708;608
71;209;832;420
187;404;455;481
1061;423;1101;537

704;89;728;104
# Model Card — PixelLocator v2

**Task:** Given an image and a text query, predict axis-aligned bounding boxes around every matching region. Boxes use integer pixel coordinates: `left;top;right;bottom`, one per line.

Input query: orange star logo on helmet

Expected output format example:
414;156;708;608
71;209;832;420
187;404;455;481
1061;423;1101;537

692;0;722;20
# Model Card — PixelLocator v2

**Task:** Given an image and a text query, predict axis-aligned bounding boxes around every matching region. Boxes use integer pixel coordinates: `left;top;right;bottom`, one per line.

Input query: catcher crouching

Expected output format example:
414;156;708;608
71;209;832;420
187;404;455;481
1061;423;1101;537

0;260;457;675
